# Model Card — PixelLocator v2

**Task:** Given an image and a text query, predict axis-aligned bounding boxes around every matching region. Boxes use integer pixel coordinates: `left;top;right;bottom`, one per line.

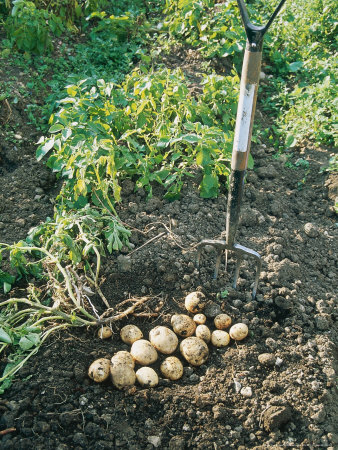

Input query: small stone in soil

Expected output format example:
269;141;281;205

258;353;276;367
147;436;161;448
304;222;319;237
240;386;252;397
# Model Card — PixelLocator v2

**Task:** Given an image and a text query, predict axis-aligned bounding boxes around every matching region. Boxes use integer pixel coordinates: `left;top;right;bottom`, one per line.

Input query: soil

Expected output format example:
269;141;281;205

0;49;338;449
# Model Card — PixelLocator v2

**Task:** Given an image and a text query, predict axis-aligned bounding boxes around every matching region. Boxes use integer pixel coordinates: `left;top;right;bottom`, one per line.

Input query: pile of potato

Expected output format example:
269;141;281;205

88;292;249;389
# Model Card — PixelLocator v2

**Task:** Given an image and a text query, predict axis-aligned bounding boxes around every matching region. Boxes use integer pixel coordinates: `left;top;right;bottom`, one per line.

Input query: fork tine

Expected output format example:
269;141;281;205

213;251;223;279
232;254;243;289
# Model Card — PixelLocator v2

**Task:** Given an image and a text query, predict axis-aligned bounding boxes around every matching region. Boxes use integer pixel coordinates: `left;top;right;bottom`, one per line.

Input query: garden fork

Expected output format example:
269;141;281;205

197;0;287;299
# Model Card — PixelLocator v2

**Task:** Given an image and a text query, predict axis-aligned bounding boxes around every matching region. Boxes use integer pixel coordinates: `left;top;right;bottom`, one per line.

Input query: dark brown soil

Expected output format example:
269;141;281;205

0;52;337;450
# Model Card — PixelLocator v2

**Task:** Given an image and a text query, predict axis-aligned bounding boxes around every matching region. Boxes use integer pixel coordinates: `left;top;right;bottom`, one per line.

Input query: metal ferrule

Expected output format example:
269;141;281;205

226;170;246;246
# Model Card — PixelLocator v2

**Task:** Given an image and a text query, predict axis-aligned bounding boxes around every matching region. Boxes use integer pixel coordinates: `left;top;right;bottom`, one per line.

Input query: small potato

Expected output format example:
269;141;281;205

120;324;143;345
171;314;196;337
214;314;232;330
88;358;110;383
193;313;206;325
130;339;158;365
149;326;178;354
185;291;206;313
180;337;209;366
111;365;136;389
211;330;230;347
97;326;113;339
229;323;248;341
160;357;184;381
195;324;211;343
111;351;135;369
136;367;159;387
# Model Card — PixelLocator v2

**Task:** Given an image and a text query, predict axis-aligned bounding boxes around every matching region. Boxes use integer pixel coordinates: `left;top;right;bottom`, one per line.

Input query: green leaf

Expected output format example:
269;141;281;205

49;123;64;133
285;134;297;148
0;328;12;344
200;171;219;198
247;154;254;170
288;61;303;72
19;333;40;351
36;138;55;161
3;282;12;294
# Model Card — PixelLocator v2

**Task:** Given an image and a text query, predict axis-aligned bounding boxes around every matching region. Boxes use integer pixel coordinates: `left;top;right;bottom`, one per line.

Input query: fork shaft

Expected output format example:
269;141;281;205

226;45;262;246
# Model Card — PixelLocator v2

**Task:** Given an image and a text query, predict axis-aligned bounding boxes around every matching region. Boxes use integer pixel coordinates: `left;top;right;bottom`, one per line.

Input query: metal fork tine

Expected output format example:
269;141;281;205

213;251;223;279
232;255;243;289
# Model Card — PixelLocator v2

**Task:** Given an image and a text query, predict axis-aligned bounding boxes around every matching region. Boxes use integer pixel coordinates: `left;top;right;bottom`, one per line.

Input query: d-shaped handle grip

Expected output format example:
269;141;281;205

236;0;287;50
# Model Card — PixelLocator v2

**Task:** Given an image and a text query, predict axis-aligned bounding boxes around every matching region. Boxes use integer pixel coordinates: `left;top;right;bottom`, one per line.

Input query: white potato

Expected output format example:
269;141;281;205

111;351;135;369
214;314;232;330
149;326;178;354
88;358;110;383
193;313;207;325
136;367;159;387
110;365;136;389
171;314;196;337
229;323;249;341
211;330;230;347
195;324;211;343
185;291;206;313
120;324;143;345
160;357;184;381
97;326;113;339
130;339;158;365
180;337;209;366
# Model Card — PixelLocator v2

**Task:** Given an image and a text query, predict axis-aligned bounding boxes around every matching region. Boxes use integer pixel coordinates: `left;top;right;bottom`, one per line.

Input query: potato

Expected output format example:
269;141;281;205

136;367;159;387
171;314;196;337
88;358;110;383
149;326;178;354
195;324;211;343
97;326;113;339
185;291;206;313
120;324;143;345
229;323;248;341
193;313;207;325
180;337;209;366
160;357;184;381
214;314;232;330
211;330;230;347
111;351;135;369
110;365;136;389
130;339;158;365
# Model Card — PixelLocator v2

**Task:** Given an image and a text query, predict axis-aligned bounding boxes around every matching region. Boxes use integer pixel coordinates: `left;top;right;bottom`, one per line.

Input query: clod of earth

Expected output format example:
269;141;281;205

261;405;293;432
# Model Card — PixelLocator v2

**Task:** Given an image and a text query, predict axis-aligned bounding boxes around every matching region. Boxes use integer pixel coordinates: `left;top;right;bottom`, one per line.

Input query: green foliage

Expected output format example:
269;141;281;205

163;0;244;63
5;0;64;54
37;68;238;201
259;0;337;148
